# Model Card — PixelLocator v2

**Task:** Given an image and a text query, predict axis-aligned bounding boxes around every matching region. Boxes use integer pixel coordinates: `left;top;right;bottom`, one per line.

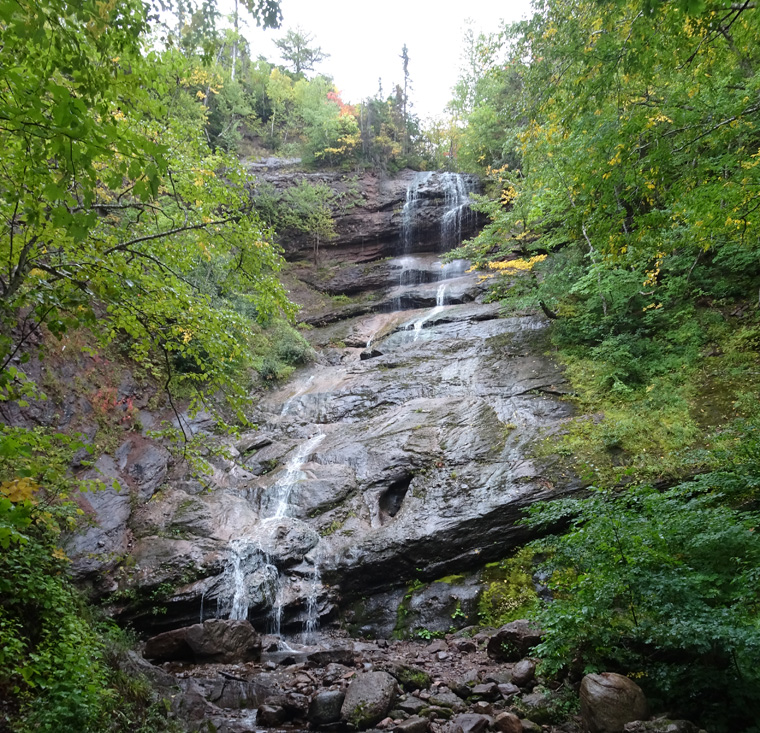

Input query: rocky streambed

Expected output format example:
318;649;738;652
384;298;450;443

132;617;699;733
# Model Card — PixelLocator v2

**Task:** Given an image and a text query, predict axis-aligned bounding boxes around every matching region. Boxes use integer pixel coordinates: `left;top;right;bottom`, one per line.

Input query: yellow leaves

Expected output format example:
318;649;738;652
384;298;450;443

51;547;70;562
1;478;39;503
501;186;518;206
543;25;558;39
488;255;547;272
642;302;663;312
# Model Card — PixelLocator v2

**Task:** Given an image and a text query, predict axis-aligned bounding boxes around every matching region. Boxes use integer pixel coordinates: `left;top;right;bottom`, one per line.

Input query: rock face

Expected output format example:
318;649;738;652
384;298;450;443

57;166;580;641
253;167;483;266
580;673;649;733
340;670;398;729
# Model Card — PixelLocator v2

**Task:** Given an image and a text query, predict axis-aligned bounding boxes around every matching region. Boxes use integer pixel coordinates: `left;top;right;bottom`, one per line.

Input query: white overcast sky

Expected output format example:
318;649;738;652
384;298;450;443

237;0;535;119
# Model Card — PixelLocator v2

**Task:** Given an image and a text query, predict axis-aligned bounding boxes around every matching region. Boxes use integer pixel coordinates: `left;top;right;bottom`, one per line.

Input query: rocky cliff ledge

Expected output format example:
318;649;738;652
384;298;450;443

251;166;483;265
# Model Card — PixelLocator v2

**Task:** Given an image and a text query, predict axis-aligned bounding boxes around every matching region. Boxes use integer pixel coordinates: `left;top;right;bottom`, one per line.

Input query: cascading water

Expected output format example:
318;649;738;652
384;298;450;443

412;283;448;340
401;171;433;254
301;539;323;644
221;434;324;634
219;170;478;641
268;433;325;519
440;172;476;251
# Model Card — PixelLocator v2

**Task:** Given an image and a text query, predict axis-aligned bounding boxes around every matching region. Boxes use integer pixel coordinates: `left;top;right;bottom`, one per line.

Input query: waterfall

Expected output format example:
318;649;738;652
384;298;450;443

269;433;325;519
440;173;475;251
401;171;432;254
302;539;323;644
221;433;324;626
222;539;267;621
413;283;448;341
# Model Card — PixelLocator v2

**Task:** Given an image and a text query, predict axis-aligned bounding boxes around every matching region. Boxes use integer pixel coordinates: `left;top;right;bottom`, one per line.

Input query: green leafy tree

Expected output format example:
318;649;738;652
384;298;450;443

274;26;329;76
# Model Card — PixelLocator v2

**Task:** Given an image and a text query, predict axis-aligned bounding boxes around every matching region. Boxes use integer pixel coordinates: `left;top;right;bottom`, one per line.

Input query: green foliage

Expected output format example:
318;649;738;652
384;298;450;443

477;548;539;626
524;454;760;730
251;318;315;382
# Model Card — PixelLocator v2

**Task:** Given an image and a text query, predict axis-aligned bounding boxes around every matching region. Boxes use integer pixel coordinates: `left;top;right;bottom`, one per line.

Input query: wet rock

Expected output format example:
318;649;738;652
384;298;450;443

486;621;544;662
208;679;269;709
172;678;220;723
450;713;490;733
493;712;523;733
394;716;429;733
341;671;398;729
511;659;536;688
307;690;346;727
580;673;649;733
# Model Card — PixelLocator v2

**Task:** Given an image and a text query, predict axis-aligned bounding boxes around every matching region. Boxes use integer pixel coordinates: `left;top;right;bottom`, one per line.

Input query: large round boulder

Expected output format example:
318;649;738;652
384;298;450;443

340;670;397;729
580;673;649;733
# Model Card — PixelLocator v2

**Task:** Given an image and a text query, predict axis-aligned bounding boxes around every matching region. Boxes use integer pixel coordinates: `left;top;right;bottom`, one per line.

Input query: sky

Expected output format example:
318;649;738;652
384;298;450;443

239;0;535;119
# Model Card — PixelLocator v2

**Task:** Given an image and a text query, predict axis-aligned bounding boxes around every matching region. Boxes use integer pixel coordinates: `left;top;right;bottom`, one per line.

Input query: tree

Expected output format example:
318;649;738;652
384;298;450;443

280;181;337;265
0;0;292;427
400;44;411;155
274;26;329;76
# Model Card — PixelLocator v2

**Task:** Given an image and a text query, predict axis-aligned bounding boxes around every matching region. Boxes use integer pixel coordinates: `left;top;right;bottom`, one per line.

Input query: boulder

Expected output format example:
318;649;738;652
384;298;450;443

580;673;649;733
394;716;429;733
309;690;346;727
144;619;261;664
429;689;465;711
184;618;262;663
143;627;193;662
486;621;544;662
341;671;398;729
511;659;536;687
383;662;432;691
258;704;287;727
397;696;427;714
450;713;490;733
493;712;522;733
497;683;520;700
470;682;499;701
307;644;356;666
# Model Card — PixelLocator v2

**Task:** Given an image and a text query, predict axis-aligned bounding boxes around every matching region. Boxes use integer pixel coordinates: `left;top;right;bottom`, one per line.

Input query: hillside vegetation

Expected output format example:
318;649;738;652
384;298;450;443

449;0;760;727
